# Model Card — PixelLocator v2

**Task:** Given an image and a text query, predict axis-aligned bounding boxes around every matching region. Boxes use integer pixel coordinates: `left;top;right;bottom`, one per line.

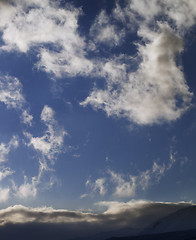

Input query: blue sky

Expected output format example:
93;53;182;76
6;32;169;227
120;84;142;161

0;0;196;220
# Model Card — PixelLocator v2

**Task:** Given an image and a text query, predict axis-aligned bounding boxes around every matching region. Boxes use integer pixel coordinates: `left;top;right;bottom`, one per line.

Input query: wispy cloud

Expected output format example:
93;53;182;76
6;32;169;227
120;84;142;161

19;105;67;198
85;152;176;199
25;105;67;163
0;136;19;202
0;74;25;109
109;170;137;198
86;178;107;196
0;74;33;126
0;135;19;163
21;110;33;127
89;10;125;47
14;175;37;198
0;187;10;203
0;167;13;182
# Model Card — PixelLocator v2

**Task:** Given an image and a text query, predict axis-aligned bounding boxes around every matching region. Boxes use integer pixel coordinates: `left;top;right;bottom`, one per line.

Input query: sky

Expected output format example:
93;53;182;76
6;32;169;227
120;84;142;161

0;0;196;237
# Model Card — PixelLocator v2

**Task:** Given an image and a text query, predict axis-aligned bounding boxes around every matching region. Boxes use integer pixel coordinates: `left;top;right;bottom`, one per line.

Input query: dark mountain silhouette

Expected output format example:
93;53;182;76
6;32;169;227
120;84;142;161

106;206;196;240
106;229;196;240
143;206;196;234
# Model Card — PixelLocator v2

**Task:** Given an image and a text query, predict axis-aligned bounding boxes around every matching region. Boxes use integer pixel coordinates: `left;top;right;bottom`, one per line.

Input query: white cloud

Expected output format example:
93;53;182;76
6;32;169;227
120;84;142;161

164;0;196;31
0;167;13;182
90;10;125;47
26;105;67;162
13;156;55;199
0;0;194;126
0;75;25;110
0;136;19;163
86;178;107;196
21;110;33;126
82;23;193;125
109;170;136;198
130;0;161;23
0;187;10;203
15;176;37;199
0;136;19;202
93;178;107;196
0;0;94;78
81;1;195;126
0;74;34;126
118;0;196;33
80;193;88;199
21;106;67;198
86;153;176;199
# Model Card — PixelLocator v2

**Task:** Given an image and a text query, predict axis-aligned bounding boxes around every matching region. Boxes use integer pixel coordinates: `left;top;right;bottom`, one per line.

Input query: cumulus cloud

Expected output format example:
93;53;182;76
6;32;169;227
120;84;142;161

0;201;193;239
0;0;194;125
0;0;93;77
129;0;196;32
81;0;195;125
82;23;193;125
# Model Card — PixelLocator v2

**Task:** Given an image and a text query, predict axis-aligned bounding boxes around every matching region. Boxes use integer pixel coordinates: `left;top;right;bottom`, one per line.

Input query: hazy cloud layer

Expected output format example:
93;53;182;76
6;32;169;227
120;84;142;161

0;201;193;239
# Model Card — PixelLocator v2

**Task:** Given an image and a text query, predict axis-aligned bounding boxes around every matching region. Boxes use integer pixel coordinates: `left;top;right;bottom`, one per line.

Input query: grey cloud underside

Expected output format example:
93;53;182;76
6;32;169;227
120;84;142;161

0;0;195;125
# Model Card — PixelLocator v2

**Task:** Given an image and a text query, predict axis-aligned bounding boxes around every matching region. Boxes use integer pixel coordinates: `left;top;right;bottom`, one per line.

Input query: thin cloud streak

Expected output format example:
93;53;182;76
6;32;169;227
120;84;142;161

0;74;33;126
17;106;67;198
85;152;176;199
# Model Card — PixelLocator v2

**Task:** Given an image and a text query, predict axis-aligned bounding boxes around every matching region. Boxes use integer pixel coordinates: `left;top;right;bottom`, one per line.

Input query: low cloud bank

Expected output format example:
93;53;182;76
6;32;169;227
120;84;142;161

0;201;193;239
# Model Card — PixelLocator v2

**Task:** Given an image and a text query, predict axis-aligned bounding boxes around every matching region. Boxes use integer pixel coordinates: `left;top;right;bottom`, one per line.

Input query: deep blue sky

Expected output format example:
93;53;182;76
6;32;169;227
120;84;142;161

0;0;195;213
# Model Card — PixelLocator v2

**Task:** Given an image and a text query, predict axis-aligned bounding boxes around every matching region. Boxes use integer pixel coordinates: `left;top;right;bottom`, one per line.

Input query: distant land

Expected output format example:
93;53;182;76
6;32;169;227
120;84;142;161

107;229;196;240
106;206;196;240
